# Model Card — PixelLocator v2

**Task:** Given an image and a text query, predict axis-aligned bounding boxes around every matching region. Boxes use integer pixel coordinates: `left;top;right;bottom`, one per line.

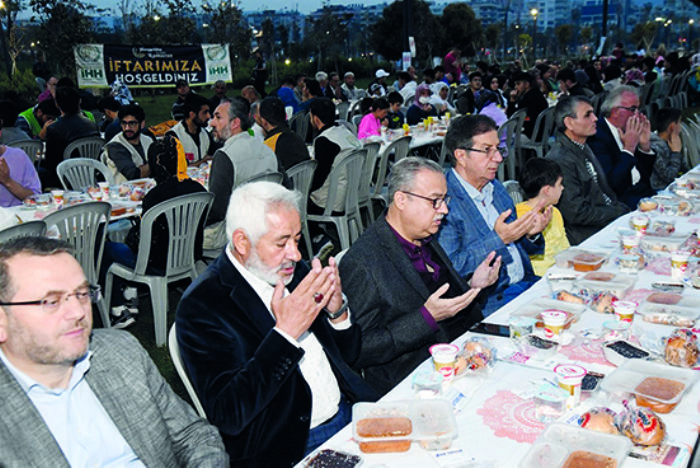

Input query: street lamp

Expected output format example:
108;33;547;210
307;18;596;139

689;19;695;49
530;8;538;57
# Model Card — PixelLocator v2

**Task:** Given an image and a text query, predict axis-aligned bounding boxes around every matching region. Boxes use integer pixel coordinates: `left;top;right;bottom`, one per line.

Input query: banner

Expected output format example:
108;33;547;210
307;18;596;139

74;44;232;88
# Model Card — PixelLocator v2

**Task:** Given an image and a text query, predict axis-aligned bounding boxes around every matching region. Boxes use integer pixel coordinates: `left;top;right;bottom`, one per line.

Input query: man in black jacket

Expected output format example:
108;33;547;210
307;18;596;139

507;71;549;139
258;97;310;171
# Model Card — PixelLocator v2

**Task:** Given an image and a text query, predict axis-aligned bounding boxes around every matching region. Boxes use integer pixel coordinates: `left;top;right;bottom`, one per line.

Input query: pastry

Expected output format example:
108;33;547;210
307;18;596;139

618;404;666;445
578;407;619;435
664;329;698;368
638;199;658;212
556;291;586;304
646;292;682;305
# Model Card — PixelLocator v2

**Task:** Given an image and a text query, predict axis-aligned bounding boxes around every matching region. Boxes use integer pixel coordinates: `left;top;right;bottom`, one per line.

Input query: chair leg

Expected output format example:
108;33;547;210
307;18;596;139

148;277;169;347
103;270;115;328
334;219;351;251
301;219;313;261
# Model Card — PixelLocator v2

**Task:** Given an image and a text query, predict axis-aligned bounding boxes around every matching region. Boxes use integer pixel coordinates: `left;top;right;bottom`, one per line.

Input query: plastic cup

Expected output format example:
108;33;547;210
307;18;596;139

621;233;640;253
631;215;649;232
614;300;637;323
541;310;568;338
429;343;459;380
554;364;586;410
509;316;536;340
671;250;690;280
98;182;110;200
51;190;65;206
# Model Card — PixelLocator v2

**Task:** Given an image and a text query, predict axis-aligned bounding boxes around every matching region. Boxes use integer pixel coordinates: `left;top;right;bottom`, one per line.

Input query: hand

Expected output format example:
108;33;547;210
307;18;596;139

424;283;481;322
637;113;652;152
527;204;553;236
494;207;538;245
619;114;643;153
0;158;10;185
669;128;682;153
271;258;336;339
323;256;346;319
470;251;501;288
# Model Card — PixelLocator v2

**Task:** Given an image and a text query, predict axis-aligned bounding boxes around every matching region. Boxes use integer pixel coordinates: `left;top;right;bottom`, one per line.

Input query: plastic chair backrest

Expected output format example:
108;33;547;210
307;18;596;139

320;149;365;217
336;101;350;121
239;171;284;186
0;220;47;244
43;201;111;286
372;135;412;197
336;119;357;135
681;123;700;168
503;180;525;205
8;140;43;164
498;116;521;181
63;136;106;160
290;112;309;140
352;114;363;129
168;324;207;419
57;158;115;191
133;192;214;277
386;134;411;162
359;142;381;204
287;159;317;216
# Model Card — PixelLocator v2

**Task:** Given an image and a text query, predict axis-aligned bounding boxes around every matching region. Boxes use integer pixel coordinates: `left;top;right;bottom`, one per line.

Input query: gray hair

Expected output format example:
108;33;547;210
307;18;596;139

444;114;498;166
0;237;73;302
225;182;301;245
554;95;591;133
315;71;328;81
600;85;638;117
388;157;444;203
221;97;251;131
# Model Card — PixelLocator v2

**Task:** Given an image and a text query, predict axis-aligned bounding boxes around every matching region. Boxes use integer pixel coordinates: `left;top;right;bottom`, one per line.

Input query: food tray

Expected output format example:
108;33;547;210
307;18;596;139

554;248;608;272
519;423;631;468
653;196;694;216
638;302;699;327
644;292;700;309
510;298;586;328
574;274;636;298
640;233;689;256
600;359;698;410
352;400;457;452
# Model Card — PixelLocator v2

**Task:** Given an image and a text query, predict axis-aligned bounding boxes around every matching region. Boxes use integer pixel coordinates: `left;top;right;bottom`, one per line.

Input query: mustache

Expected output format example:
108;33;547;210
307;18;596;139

276;261;296;272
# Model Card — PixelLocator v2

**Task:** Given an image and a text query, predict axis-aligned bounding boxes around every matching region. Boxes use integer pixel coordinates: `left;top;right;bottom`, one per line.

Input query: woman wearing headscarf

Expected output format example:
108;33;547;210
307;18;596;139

102;134;207;327
405;83;438;125
429;82;457;116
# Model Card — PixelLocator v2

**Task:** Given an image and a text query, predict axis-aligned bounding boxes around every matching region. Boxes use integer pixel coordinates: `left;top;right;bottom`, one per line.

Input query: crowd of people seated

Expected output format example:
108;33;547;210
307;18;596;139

0;43;699;467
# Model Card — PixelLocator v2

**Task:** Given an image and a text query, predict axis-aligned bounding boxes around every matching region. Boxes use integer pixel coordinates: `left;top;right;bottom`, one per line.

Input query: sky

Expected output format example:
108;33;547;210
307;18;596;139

88;0;391;15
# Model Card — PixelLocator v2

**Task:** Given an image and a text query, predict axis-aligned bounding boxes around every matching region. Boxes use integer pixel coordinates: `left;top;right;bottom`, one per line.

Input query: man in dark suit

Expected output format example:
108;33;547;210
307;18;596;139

339;157;500;395
177;181;377;467
587;85;656;209
506;71;549;139
0;237;227;466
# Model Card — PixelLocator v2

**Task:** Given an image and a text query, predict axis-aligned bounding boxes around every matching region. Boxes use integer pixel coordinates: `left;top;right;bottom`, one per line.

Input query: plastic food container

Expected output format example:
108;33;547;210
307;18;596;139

638;197;659;212
600;360;698;414
554;249;607;271
517;334;560;360
352;400;457;453
519;423;632;468
640;234;689;256
510;298;586;329
644;292;700;309
648;219;677;237
638;303;699;328
655;197;694;216
603;339;650;366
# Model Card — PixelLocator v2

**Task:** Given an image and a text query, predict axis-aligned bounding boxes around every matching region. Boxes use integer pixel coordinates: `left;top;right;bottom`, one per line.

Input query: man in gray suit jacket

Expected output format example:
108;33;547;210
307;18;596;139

340;157;500;395
0;237;227;467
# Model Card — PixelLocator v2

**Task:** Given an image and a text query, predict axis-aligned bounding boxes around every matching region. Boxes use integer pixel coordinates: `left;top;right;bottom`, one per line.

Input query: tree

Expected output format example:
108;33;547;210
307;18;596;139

439;3;484;58
555;24;573;56
202;0;250;63
484;23;501;60
630;22;658;53
161;0;196;44
0;0;23;77
29;0;99;76
369;0;440;63
580;26;593;48
303;4;349;70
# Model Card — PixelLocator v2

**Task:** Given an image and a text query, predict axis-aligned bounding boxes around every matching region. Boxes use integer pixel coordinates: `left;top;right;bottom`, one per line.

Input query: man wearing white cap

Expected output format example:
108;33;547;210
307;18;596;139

369;69;390;96
341;72;364;101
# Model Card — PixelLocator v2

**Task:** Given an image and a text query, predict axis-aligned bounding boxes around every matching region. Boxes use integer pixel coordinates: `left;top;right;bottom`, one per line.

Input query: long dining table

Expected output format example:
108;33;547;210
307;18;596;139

297;168;700;468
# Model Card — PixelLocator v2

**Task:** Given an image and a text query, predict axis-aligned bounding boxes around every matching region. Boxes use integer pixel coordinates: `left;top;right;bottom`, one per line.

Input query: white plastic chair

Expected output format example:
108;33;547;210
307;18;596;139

520;106;556;158
63;136;105;160
358;141;381;223
503;180;525;205
8;140;43;165
308;149;364;251
169;324;207;419
498;110;526;181
0;221;47;243
57;158;115;191
290;112;310;141
287;159;317;260
43;202;111;328
240;171;283;185
371;135;411;208
104;192;214;346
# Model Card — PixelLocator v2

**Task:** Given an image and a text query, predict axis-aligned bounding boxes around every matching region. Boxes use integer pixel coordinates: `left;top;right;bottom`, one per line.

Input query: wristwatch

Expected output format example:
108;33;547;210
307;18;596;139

325;293;349;320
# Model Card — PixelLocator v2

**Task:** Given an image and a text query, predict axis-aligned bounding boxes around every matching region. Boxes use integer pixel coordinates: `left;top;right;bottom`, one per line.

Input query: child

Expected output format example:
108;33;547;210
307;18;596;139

650;108;687;192
516;158;569;276
386;91;405;129
357;97;389;139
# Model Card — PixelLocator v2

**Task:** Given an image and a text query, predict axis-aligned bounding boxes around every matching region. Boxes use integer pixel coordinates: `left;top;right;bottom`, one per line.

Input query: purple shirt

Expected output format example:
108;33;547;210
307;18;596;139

0;146;42;207
387;222;446;332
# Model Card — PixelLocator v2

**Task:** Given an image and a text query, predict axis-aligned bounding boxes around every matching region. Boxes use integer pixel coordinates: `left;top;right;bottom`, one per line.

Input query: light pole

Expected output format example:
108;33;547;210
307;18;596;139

689;19;695;49
530;8;538;58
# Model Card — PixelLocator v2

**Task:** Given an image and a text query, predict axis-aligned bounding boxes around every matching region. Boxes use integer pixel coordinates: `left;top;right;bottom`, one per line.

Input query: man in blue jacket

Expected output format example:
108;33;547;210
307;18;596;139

437;115;550;316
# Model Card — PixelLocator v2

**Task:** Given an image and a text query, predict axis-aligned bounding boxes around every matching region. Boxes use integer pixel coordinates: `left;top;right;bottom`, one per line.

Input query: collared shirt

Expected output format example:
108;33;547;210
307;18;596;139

386;223;443;332
453;169;525;283
0;349;144;467
225;247;344;428
604;117;641;184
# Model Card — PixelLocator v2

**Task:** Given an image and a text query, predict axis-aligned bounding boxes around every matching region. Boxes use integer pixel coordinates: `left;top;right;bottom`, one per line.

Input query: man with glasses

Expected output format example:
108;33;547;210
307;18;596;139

546;96;630;245
437;115;550;317
101;104;153;183
340;157;500;395
0;236;228;466
588;85;656;209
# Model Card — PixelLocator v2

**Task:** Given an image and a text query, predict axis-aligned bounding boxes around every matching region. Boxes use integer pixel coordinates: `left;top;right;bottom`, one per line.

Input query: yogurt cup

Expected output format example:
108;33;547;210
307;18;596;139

50;189;65;206
621;233;640;253
429;343;459;380
631;215;649;232
554;363;586;410
671;250;690;280
541;310;568;338
614;300;637;323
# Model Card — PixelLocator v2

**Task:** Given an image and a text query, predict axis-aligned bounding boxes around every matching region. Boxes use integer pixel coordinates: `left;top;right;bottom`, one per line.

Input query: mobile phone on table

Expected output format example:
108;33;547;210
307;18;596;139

470;322;510;338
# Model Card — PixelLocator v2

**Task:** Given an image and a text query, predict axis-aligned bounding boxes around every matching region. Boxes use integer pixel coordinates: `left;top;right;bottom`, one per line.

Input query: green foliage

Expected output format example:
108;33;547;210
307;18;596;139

484;23;502;52
630;22;658;52
555;24;573;55
369;0;440;62
201;1;251;62
0;67;40;102
439;3;484;57
303;5;352;65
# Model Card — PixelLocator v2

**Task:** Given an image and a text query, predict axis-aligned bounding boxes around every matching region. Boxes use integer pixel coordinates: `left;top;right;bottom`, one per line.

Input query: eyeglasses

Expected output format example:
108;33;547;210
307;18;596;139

615;105;639;113
121;120;140;127
458;146;506;158
401;191;450;210
0;285;101;314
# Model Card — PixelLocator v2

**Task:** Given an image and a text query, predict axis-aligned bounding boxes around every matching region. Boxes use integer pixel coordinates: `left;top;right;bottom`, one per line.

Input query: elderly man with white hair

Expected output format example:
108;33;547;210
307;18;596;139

176;182;377;468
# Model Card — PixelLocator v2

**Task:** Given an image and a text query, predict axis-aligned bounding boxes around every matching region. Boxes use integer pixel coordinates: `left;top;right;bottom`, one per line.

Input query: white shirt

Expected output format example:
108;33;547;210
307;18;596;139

453;169;525;283
0;349;144;467
226;247;347;428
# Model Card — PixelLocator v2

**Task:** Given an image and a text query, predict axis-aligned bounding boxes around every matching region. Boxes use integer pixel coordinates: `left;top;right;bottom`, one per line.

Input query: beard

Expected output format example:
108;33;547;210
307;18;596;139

246;249;296;286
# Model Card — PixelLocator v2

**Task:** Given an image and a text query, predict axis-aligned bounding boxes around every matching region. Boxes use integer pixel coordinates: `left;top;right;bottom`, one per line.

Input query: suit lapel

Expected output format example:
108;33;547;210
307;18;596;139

374;219;430;298
446;170;492;237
